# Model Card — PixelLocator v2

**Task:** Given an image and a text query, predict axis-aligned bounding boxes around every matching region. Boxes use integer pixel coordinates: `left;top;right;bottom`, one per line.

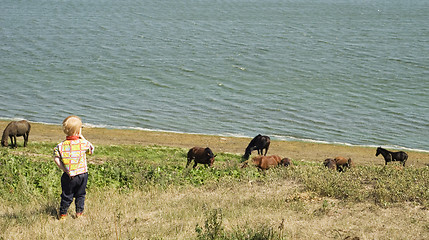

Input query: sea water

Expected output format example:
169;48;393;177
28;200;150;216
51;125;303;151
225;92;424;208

1;0;428;151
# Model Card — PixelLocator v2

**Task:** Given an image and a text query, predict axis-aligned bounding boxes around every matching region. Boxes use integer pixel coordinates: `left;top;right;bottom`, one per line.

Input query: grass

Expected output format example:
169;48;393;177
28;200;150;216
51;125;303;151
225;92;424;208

1;142;429;239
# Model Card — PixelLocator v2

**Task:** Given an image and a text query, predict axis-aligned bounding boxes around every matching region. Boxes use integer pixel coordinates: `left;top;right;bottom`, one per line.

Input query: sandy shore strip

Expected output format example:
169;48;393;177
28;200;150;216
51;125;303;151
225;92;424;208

1;120;428;167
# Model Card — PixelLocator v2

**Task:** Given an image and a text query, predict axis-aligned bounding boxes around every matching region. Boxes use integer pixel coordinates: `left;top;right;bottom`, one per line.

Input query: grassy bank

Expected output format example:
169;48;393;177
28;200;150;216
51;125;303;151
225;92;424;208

1;139;429;239
1;120;429;167
1;121;429;239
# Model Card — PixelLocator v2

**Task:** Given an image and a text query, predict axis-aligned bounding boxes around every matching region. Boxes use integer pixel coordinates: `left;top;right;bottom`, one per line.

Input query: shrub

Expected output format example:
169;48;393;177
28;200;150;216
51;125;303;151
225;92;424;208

195;208;286;240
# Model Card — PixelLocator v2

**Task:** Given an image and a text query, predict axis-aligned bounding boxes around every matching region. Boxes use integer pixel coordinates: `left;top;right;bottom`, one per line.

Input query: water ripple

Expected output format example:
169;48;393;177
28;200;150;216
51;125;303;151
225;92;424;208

1;0;428;151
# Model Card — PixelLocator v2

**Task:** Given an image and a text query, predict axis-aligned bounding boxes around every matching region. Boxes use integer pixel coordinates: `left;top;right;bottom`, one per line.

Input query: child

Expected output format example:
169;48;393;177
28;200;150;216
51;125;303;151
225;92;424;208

53;115;94;220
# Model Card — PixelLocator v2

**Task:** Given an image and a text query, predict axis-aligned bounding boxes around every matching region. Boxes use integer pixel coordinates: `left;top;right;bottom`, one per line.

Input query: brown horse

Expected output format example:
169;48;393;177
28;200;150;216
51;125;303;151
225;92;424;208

250;155;283;170
186;147;216;168
334;156;352;172
1;120;31;148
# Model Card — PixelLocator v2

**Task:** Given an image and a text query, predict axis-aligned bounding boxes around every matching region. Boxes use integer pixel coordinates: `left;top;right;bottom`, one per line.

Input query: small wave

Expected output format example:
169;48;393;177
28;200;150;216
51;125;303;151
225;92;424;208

232;65;246;71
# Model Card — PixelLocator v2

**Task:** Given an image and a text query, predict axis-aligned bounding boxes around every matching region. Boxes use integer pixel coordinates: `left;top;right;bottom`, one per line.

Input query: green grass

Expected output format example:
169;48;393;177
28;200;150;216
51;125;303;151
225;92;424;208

1;143;428;239
1;143;428;206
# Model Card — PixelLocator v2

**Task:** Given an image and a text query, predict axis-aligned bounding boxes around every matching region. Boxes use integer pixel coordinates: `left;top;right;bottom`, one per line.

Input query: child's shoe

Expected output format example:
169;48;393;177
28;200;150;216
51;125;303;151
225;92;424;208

75;212;83;218
58;214;67;220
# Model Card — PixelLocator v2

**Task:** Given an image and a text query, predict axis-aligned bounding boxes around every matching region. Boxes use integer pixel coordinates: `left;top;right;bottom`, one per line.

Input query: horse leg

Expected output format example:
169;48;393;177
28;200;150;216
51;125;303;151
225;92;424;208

403;154;408;167
24;133;28;147
193;162;198;168
186;158;192;168
9;136;15;148
384;153;392;166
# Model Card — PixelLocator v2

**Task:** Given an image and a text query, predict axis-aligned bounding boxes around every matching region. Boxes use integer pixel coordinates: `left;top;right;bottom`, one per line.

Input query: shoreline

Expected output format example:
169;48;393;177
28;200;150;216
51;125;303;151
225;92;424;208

1;120;429;167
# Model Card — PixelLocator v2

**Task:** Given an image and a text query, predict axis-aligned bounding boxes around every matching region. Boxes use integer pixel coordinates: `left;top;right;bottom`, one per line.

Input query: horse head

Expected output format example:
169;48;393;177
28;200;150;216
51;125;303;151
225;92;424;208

242;147;253;160
375;147;382;156
204;148;216;166
1;131;8;147
280;157;292;167
1;138;7;147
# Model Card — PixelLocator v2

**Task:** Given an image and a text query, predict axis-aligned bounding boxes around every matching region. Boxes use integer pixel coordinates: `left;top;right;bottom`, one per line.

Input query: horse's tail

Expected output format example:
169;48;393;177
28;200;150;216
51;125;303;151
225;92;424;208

26;121;31;134
264;137;271;148
402;152;408;166
186;148;195;167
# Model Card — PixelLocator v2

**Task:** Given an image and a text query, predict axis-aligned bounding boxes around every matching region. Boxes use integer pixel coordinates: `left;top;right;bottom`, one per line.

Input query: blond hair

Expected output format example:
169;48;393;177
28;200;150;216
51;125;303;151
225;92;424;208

62;115;82;136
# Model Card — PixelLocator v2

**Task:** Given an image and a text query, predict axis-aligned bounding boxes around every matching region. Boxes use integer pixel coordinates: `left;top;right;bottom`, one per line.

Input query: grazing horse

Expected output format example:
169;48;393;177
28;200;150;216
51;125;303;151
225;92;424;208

376;147;408;167
245;155;282;170
334;156;352;172
186;147;216;168
323;158;337;171
242;134;271;160
1;120;31;148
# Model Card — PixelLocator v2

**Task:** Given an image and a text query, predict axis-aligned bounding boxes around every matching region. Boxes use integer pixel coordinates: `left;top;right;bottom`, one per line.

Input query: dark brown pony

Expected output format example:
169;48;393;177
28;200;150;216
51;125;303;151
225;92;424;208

186;147;216;168
376;147;408;167
1;120;31;148
242;134;270;160
323;158;337;171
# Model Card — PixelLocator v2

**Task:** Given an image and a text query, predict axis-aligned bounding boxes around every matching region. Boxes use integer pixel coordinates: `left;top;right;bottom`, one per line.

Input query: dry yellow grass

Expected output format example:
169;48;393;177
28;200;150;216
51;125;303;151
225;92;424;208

1;182;428;239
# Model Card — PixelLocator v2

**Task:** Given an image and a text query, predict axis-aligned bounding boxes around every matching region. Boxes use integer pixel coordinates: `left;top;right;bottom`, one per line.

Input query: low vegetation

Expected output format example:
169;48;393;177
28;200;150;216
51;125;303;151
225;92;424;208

1;142;428;239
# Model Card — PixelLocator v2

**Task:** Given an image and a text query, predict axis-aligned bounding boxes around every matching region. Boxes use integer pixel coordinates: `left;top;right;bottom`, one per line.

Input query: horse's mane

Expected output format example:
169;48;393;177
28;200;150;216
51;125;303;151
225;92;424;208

246;134;261;149
377;147;390;154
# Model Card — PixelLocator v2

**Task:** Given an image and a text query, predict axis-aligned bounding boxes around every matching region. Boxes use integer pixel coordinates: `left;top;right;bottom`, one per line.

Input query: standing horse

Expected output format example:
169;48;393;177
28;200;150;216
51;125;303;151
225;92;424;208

1;120;31;148
242;134;270;160
186;147;216;168
334;156;352;172
250;155;281;171
375;147;408;167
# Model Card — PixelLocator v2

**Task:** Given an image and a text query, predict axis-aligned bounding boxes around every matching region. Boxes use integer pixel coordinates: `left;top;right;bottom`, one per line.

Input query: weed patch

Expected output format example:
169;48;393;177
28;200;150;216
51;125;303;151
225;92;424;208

195;208;286;240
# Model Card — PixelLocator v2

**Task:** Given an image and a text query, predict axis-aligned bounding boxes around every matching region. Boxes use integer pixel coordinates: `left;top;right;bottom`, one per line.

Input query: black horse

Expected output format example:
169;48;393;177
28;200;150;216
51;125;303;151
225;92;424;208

375;147;408;167
242;134;270;160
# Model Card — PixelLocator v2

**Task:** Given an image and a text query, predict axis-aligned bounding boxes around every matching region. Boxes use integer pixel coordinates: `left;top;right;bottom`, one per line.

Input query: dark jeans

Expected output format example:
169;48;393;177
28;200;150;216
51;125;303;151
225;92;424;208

59;172;88;215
